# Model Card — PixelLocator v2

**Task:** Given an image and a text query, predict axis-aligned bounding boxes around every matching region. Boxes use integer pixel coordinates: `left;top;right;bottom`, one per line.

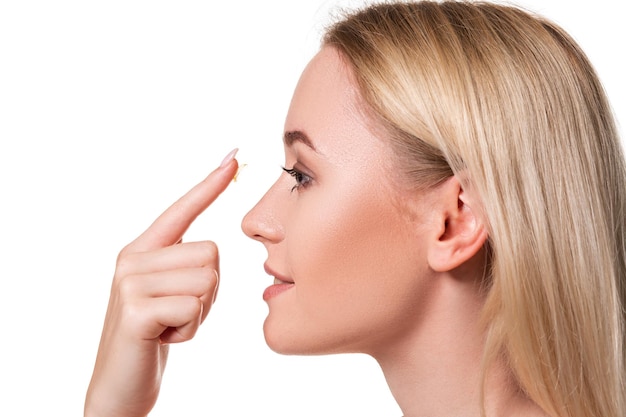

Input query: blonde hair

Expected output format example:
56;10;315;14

324;2;626;416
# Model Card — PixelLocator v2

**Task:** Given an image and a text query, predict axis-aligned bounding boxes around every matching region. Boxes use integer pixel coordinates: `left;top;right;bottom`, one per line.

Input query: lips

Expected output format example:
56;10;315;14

263;263;295;301
264;263;294;284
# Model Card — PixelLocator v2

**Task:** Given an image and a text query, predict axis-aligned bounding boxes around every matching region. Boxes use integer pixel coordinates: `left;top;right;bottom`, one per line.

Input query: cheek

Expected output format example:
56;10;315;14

283;184;432;349
288;185;384;288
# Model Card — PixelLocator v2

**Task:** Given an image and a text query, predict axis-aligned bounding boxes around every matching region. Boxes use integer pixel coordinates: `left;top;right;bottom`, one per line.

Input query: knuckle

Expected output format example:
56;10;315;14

115;249;136;277
117;243;134;261
118;297;145;329
197;240;218;263
126;304;155;335
120;298;141;322
179;296;203;322
115;273;141;298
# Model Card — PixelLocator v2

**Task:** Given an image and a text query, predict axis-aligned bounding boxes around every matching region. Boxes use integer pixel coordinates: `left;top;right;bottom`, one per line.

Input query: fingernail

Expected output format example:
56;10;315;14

212;269;220;304
220;148;239;168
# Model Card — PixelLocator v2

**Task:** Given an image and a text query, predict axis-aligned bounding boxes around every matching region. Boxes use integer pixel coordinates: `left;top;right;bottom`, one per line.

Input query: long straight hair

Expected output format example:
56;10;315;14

324;2;626;416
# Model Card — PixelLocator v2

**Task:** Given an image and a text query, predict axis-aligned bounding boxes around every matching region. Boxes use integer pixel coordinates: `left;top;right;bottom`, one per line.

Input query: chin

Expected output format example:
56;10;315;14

263;316;365;356
263;318;310;355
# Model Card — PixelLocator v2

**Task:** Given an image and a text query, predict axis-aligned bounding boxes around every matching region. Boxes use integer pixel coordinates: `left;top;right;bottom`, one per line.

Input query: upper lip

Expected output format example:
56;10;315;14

264;263;294;283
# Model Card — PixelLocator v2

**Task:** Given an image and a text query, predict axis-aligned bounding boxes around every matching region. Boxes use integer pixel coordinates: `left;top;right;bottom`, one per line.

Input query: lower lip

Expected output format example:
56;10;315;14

263;283;295;301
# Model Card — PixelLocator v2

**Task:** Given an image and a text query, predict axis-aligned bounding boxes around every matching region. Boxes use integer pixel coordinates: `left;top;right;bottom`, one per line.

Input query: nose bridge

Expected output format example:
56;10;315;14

241;179;286;243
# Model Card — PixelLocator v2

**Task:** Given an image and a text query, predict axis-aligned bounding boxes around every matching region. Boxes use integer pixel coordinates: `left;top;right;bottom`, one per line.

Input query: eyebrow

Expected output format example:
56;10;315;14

283;130;317;151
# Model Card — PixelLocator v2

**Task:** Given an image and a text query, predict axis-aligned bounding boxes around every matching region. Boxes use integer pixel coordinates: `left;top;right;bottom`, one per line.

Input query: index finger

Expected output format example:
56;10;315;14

126;149;239;253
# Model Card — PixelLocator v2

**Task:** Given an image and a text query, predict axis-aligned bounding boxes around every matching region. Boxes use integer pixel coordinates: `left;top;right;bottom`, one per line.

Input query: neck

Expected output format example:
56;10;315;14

370;273;541;417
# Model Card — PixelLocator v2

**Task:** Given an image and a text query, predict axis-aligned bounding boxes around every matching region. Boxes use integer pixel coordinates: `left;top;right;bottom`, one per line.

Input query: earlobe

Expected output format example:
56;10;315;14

427;177;488;272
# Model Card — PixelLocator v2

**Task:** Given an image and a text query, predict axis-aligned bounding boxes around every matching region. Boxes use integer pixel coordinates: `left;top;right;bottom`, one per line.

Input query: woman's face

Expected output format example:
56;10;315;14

241;47;439;356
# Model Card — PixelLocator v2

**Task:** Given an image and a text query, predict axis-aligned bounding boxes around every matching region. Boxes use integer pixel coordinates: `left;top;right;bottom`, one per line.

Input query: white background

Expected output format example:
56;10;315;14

0;1;623;416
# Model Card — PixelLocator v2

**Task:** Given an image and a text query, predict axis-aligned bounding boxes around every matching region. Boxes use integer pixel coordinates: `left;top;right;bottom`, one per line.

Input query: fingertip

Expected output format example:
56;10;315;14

211;150;239;182
219;148;239;168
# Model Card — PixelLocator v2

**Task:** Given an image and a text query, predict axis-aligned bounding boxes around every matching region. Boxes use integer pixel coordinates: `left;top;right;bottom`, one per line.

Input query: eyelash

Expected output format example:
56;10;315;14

282;166;313;192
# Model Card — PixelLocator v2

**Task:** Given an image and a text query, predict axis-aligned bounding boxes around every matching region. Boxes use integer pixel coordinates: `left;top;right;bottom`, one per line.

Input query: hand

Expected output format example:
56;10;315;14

85;150;238;417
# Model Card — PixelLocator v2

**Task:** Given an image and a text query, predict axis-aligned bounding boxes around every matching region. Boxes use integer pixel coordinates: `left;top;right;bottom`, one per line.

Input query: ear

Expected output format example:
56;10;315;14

427;176;488;272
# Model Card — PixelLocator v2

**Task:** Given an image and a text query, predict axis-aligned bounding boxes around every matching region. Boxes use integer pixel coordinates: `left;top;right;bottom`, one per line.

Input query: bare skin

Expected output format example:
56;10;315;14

84;152;238;417
85;47;547;417
242;47;547;417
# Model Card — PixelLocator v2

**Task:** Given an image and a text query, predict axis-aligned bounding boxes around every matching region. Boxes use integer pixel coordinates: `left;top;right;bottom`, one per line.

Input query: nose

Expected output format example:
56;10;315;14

241;180;285;244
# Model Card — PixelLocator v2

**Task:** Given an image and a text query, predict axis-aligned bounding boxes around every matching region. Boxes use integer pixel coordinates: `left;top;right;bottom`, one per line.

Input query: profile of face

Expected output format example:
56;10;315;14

242;47;451;357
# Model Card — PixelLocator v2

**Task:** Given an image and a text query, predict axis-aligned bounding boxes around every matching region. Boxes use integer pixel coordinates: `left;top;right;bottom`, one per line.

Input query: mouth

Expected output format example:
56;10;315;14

263;263;295;301
264;263;294;284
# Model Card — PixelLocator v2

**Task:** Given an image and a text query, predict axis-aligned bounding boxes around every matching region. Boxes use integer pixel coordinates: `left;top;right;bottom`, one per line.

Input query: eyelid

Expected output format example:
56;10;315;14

281;165;314;192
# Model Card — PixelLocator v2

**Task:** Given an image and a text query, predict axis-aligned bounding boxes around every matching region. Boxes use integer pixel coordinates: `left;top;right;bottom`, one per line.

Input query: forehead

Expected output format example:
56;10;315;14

283;47;368;154
289;46;354;107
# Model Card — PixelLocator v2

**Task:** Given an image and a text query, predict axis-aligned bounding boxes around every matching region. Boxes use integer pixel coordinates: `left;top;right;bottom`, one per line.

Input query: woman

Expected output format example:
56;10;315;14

85;1;626;416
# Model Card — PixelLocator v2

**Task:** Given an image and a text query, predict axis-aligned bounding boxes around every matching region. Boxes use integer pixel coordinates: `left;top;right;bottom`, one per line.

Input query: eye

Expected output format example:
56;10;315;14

282;166;313;192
